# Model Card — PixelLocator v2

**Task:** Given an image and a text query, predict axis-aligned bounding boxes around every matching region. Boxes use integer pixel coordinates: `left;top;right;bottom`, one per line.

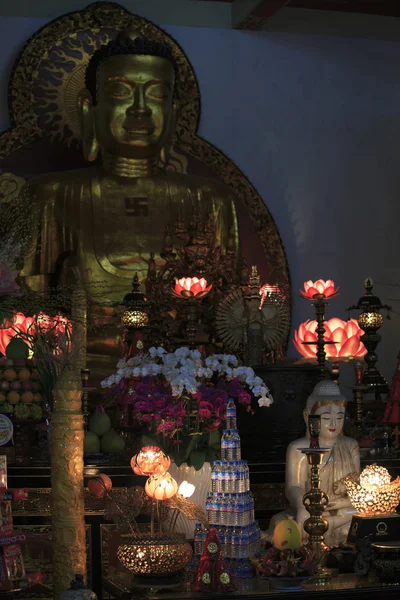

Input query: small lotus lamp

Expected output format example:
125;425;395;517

178;481;195;498
121;273;150;329
299;278;339;380
172;277;212;299
347;277;391;393
300;279;338;301
131;446;171;477
145;472;178;501
345;465;400;516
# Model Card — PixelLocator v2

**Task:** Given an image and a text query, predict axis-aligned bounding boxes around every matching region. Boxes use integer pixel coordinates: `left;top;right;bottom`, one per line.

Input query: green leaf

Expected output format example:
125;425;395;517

141;434;159;447
183;435;198;462
190;450;207;471
209;430;220;447
174;454;185;468
205;447;220;463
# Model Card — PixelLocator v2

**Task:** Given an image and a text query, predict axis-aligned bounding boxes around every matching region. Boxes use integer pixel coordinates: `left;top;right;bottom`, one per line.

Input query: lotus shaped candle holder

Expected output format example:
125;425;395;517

300;279;338;301
345;465;400;516
294;318;366;360
172;277;212;299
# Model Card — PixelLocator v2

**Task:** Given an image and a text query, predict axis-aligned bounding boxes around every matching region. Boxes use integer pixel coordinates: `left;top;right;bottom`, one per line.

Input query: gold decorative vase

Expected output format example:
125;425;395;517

117;533;193;577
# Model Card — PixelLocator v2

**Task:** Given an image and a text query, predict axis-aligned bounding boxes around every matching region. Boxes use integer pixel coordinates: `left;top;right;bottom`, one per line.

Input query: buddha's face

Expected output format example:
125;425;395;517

94;54;175;159
313;403;345;442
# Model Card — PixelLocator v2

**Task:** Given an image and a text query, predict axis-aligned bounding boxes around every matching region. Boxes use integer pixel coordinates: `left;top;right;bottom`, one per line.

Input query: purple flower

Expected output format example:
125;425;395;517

156;421;175;436
199;408;212;420
134;400;151;413
141;413;153;423
228;378;243;399
238;391;251;405
136;383;151;396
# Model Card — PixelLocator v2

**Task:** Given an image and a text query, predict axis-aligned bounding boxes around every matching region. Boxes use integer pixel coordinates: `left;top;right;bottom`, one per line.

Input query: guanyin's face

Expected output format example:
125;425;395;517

314;403;345;441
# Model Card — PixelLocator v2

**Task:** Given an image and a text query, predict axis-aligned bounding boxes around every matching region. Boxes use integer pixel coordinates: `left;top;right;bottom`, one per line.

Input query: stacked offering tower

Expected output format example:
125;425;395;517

194;399;260;579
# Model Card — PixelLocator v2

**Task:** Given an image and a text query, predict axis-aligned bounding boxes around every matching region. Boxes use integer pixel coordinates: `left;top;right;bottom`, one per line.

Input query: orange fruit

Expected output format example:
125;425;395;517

31;369;40;381
21;391;34;404
3;369;17;382
7;391;20;404
18;369;31;381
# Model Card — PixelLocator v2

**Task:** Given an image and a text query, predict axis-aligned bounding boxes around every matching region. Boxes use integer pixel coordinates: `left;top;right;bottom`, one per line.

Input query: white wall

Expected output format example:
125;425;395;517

1;16;400;392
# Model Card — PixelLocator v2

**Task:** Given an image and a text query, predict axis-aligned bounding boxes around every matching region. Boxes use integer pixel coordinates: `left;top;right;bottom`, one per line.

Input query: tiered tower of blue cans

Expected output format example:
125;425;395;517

194;399;260;579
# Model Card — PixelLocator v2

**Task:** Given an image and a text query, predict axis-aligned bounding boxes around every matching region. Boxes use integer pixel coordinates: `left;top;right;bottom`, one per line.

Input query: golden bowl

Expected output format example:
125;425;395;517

117;533;193;576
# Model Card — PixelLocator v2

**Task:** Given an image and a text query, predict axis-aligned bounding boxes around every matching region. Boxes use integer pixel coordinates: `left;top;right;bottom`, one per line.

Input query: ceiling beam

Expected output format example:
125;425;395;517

232;0;290;30
288;1;400;19
266;7;400;39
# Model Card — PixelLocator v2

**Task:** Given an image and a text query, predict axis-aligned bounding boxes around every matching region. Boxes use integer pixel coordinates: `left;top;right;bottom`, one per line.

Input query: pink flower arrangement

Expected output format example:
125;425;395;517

112;375;255;469
300;279;338;300
293;318;366;359
103;348;272;469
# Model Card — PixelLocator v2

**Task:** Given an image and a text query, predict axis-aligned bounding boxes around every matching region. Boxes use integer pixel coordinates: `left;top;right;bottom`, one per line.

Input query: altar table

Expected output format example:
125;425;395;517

102;573;400;600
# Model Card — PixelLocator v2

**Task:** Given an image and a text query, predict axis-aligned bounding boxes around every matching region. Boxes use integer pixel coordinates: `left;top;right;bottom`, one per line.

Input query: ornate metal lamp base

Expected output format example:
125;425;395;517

300;448;333;585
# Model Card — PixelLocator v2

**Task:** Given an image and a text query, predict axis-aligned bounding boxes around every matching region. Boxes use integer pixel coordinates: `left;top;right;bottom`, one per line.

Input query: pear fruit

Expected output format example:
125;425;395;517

88;406;111;437
84;431;101;454
101;429;126;454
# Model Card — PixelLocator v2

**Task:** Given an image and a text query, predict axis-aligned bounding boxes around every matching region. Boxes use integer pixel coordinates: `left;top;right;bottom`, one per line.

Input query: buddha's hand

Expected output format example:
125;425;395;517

326;497;353;511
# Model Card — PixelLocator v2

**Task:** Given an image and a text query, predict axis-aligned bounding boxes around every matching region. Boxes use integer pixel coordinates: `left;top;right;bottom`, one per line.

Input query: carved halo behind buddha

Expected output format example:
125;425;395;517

0;2;291;372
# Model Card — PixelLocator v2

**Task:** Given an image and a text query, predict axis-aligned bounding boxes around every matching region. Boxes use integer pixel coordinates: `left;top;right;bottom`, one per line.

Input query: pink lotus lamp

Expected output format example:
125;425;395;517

299;279;339;380
172;277;212;299
300;279;339;300
294;318;366;360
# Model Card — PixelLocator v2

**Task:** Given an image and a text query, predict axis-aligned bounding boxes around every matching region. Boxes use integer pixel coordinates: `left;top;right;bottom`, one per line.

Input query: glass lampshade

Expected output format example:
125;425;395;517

145;473;178;500
358;311;384;332
121;309;149;329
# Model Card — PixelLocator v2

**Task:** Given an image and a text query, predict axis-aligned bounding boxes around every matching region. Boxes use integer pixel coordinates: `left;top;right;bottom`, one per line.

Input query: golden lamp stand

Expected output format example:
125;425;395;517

301;448;333;585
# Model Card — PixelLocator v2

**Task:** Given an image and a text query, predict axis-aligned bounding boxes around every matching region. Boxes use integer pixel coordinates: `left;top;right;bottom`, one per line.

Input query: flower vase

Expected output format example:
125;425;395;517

167;461;212;539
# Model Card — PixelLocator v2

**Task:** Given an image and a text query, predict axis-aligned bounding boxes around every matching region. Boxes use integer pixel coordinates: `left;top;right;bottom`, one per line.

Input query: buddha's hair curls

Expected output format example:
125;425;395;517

86;31;176;104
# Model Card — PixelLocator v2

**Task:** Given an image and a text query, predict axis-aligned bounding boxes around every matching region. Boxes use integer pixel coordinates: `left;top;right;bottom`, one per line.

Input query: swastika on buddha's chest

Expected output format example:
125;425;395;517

124;197;148;217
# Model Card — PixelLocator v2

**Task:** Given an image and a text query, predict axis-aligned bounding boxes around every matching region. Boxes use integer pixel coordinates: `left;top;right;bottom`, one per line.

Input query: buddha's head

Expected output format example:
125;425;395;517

79;29;176;161
304;380;347;442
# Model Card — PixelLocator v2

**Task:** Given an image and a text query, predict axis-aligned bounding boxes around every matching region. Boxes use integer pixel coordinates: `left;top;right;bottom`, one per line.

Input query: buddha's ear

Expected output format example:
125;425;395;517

77;89;99;162
170;101;179;142
160;101;178;165
303;409;309;428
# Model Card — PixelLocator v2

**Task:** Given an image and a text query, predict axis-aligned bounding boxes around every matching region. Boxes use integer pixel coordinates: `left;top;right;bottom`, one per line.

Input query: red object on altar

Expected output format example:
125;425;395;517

191;528;236;593
383;353;400;424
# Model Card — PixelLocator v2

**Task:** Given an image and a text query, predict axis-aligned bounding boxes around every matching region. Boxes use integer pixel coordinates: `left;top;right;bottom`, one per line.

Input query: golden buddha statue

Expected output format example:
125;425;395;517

21;30;238;375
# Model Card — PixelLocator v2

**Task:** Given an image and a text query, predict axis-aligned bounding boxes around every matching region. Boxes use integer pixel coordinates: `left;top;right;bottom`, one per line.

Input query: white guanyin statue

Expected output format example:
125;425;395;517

269;380;360;547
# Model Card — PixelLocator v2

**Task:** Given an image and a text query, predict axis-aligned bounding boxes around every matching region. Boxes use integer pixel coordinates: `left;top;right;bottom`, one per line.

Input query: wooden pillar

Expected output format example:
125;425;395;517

51;289;87;598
